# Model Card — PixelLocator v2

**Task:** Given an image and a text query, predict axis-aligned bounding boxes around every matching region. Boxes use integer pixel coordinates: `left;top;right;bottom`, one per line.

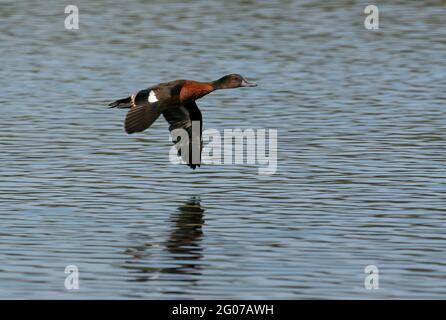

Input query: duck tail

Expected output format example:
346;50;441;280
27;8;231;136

108;96;132;109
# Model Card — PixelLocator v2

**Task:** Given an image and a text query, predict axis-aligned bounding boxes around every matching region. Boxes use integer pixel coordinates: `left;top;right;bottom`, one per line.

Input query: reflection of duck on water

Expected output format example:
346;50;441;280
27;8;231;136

123;197;205;283
167;197;204;258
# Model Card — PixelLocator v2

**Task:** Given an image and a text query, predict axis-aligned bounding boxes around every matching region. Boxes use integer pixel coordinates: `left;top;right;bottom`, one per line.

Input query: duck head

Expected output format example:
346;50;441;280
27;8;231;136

212;74;257;90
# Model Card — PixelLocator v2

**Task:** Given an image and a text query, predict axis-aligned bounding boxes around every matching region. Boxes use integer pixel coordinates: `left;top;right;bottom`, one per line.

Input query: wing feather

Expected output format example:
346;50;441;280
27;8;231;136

125;104;162;134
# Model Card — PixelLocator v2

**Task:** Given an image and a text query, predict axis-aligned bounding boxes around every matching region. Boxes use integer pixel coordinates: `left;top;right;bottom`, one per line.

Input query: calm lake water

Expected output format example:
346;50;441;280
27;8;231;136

1;0;446;299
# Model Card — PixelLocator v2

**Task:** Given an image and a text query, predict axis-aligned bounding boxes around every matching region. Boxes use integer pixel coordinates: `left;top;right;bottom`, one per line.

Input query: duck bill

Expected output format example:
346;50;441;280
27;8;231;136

240;79;257;87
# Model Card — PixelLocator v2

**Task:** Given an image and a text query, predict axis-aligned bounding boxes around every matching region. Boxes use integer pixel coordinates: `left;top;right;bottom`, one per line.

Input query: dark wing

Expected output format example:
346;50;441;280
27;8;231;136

163;101;203;169
124;89;163;134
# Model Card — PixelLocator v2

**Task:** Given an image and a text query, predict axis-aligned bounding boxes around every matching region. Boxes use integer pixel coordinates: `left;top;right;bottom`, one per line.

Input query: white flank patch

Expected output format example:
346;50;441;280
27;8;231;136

148;90;159;103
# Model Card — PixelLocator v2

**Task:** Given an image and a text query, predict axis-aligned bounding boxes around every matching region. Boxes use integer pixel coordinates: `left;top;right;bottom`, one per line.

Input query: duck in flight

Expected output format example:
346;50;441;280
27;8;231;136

109;74;257;169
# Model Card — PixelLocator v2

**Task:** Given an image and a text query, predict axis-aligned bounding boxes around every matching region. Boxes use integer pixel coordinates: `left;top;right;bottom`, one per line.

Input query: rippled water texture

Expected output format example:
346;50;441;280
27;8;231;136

1;0;446;299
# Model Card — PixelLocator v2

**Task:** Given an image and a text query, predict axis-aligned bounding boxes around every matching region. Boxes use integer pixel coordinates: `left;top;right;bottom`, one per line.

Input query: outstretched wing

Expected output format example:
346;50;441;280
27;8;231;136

124;89;163;134
163;101;203;169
